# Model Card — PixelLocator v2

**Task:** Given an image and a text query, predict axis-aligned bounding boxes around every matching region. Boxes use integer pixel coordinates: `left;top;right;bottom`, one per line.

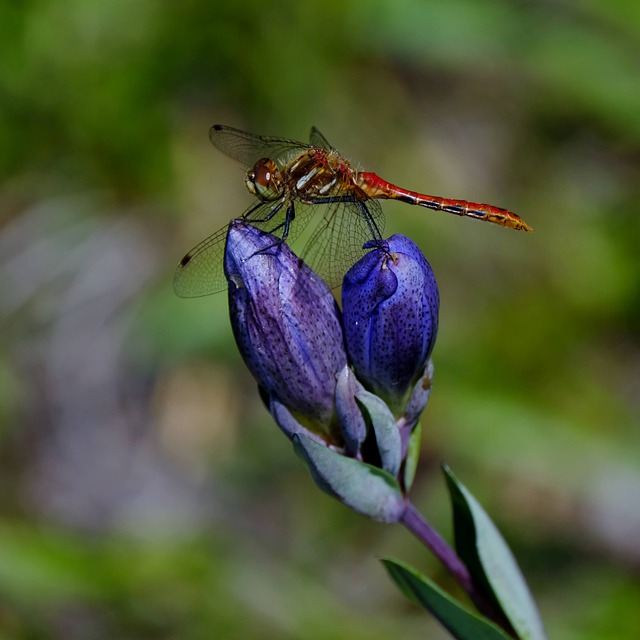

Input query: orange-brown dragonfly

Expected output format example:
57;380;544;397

174;125;532;297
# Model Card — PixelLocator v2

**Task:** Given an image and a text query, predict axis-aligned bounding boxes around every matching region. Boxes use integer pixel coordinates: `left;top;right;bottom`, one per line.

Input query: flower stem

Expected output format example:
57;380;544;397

400;500;514;634
400;501;474;592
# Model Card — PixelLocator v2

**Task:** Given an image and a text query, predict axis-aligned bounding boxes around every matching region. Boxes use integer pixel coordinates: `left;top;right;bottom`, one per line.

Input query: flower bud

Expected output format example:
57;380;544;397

342;235;439;413
224;220;347;440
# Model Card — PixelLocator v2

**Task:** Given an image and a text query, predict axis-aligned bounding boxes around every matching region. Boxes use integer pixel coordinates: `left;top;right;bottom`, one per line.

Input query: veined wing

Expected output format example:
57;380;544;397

301;198;386;290
209;124;314;169
309;126;334;151
173;223;233;298
173;197;321;298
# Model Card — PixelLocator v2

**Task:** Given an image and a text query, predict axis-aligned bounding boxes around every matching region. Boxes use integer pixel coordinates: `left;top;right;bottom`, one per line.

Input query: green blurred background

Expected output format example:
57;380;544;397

1;0;639;638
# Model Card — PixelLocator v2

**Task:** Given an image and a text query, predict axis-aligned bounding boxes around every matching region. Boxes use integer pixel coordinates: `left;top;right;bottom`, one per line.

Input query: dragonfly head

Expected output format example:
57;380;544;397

246;158;284;201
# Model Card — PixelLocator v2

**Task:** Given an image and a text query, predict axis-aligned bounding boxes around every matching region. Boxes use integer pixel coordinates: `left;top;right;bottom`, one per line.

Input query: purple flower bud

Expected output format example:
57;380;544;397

342;235;439;413
224;220;348;440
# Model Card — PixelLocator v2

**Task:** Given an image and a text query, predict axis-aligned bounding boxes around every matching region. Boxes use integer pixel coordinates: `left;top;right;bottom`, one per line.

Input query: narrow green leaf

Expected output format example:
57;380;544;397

355;389;402;477
292;433;405;523
444;466;547;640
404;421;422;491
381;558;511;640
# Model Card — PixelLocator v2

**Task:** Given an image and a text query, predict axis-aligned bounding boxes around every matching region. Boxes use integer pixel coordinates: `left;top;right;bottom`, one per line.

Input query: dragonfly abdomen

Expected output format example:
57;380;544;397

357;171;532;232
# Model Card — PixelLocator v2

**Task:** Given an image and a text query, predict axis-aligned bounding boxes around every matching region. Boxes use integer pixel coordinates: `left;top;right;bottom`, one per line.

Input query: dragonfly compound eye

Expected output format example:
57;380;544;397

246;158;283;201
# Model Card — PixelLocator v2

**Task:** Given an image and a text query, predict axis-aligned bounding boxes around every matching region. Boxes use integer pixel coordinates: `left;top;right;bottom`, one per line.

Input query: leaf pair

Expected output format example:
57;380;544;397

383;467;547;640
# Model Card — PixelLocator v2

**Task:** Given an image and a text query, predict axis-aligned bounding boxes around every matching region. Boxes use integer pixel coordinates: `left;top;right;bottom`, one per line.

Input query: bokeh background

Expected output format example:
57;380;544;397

1;0;639;638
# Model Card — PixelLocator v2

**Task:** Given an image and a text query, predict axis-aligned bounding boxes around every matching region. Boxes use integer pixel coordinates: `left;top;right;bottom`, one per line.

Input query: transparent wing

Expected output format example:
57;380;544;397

173;197;321;298
173;223;234;298
309;126;334;150
174;200;281;297
301;199;386;290
209;125;314;169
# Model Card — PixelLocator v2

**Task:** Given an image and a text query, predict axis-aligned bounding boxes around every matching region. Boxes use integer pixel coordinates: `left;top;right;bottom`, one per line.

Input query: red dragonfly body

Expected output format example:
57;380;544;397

174;125;531;297
355;171;530;231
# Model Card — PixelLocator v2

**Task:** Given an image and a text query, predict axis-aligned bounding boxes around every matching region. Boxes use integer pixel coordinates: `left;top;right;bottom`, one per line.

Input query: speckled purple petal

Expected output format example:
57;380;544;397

225;220;348;439
342;235;439;412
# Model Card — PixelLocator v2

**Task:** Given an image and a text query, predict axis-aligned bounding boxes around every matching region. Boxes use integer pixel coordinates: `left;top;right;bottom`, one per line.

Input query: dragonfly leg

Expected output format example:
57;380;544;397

257;201;295;240
277;201;296;241
249;202;297;258
242;199;285;223
308;195;384;245
355;200;384;244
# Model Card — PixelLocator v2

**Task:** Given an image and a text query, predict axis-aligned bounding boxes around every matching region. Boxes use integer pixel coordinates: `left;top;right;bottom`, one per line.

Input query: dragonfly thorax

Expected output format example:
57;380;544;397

246;158;284;201
286;149;353;200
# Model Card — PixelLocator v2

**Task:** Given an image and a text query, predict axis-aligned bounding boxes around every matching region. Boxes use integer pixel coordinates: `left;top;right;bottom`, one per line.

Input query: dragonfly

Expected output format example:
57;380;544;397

174;124;532;297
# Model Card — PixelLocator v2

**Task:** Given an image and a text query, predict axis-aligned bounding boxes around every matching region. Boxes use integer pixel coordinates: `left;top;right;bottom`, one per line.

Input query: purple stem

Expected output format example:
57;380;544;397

400;500;474;593
400;500;513;633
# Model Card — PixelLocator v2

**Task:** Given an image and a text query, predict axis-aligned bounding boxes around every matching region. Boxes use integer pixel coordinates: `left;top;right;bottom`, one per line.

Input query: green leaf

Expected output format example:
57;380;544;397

444;466;547;640
292;433;405;523
381;558;511;640
355;388;402;477
404;421;422;491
